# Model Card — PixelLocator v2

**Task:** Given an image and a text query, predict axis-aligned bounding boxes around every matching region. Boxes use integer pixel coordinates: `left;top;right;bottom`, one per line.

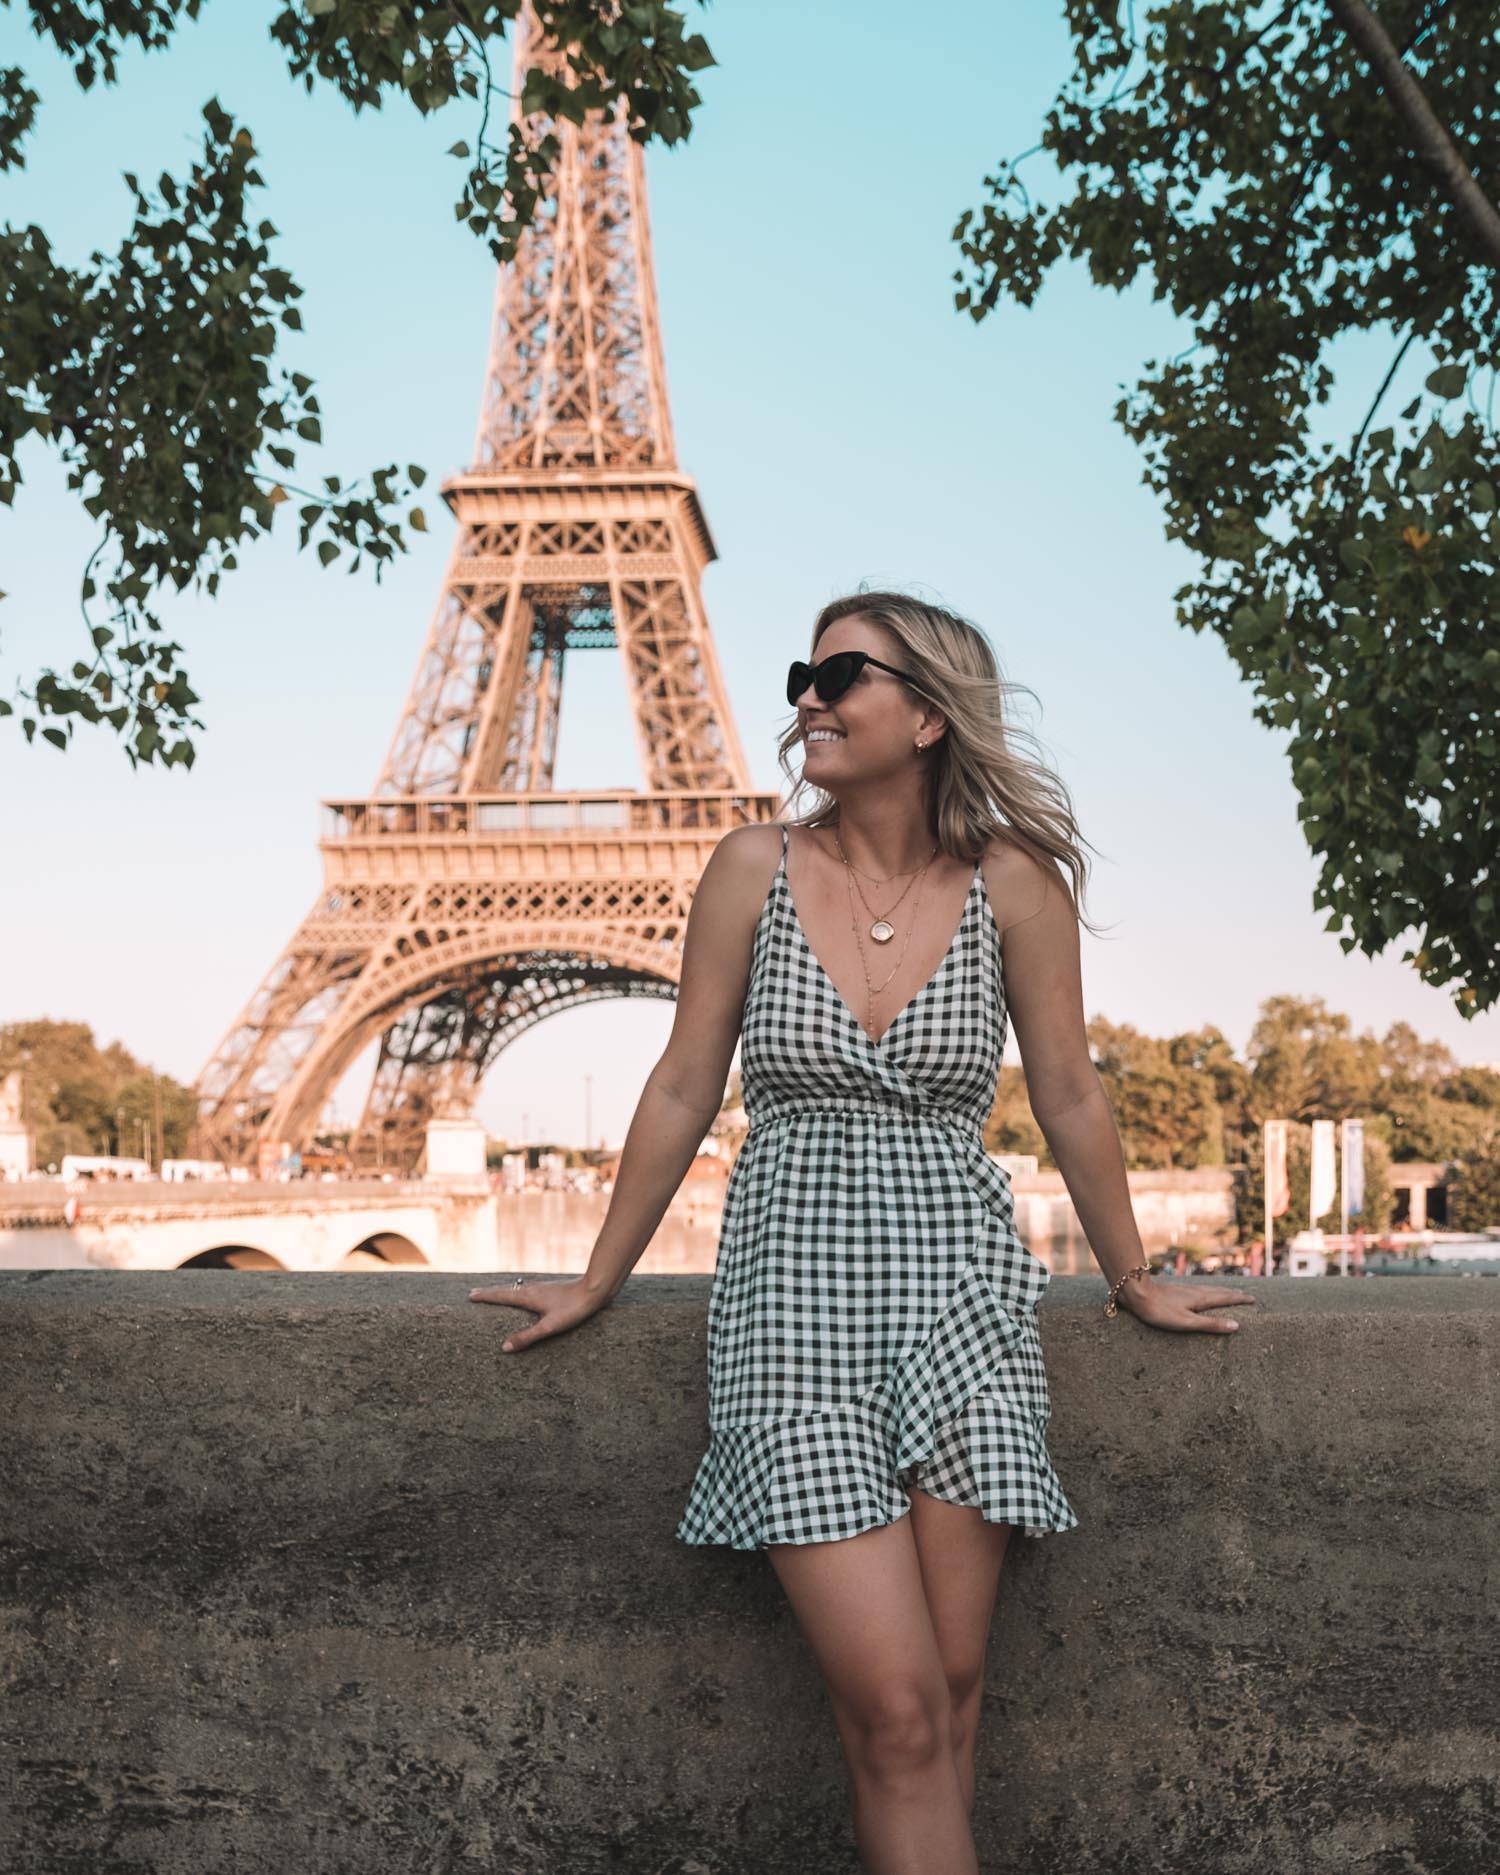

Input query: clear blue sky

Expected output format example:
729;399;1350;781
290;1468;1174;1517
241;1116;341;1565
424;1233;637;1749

4;1;1495;1148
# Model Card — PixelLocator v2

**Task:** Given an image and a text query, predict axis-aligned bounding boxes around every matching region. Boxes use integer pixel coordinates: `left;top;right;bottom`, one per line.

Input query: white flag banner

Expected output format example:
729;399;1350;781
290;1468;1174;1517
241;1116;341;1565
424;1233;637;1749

1264;1120;1291;1217
1344;1119;1365;1217
1309;1119;1337;1222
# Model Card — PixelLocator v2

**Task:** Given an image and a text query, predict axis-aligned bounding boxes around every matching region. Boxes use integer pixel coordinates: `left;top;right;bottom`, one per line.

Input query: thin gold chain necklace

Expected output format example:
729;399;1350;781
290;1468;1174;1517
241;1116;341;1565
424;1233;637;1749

834;828;938;944
834;841;930;886
845;856;934;1031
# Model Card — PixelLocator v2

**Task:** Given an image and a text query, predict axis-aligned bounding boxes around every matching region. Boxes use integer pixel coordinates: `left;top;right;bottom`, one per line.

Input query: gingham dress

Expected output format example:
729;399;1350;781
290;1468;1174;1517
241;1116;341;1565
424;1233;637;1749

674;822;1079;1550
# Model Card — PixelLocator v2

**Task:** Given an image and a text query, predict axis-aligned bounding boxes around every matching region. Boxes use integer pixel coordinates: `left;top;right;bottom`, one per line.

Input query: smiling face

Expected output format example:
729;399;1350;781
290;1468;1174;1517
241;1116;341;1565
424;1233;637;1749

794;615;945;779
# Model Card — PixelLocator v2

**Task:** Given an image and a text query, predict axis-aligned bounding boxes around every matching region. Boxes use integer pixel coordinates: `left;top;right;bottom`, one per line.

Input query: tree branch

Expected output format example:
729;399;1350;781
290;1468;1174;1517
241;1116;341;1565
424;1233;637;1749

1350;327;1418;463
1326;0;1500;270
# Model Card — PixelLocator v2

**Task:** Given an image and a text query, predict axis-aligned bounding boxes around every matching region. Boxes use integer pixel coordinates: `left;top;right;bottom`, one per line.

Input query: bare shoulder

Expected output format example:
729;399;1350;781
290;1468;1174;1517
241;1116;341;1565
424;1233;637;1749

680;820;784;953
979;835;1073;939
979;835;1093;1111
654;821;783;1111
697;820;784;917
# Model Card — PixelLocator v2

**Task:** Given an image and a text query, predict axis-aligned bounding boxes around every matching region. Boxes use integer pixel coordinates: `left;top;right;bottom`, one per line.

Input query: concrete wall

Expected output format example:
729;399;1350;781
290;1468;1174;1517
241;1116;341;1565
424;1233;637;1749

1;1270;1494;1874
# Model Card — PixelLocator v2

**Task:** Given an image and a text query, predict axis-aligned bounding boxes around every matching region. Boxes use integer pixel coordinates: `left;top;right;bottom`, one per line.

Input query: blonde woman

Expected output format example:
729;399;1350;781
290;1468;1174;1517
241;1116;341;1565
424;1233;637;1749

472;590;1256;1873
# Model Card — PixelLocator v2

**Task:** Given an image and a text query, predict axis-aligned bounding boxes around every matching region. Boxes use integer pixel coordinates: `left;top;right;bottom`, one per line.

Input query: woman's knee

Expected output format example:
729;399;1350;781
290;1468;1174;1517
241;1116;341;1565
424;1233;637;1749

844;1678;954;1780
944;1660;984;1732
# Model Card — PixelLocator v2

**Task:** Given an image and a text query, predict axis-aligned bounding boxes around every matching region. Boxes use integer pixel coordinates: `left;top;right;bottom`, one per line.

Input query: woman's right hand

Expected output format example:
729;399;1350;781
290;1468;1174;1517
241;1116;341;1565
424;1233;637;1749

468;1276;612;1353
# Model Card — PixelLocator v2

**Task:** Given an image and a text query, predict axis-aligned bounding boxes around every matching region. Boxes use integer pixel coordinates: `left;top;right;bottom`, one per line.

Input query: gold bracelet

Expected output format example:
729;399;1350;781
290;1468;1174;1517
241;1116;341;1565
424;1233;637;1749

1104;1260;1153;1318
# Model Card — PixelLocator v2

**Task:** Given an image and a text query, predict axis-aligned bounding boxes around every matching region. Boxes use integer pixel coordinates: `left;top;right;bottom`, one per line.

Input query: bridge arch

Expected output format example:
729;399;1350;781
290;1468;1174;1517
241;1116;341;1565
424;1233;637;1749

339;1231;428;1269
179;1244;288;1272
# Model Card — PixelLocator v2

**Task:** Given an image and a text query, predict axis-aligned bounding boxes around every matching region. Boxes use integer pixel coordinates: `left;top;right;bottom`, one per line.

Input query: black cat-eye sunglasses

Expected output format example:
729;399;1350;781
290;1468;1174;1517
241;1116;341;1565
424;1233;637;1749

786;651;930;708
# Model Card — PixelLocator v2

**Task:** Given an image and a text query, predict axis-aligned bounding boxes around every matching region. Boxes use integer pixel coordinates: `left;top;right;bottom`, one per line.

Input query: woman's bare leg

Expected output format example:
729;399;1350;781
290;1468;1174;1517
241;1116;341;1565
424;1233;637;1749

766;1512;978;1875
903;1485;1014;1815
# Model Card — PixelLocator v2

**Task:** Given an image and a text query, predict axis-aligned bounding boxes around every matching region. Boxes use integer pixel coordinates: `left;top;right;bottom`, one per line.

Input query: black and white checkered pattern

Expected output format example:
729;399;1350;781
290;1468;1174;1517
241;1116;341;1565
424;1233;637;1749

674;822;1080;1550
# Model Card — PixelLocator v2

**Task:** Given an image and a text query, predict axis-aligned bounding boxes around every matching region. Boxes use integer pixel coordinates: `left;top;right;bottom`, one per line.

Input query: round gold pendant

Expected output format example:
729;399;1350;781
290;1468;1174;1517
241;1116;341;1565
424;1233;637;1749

870;919;895;943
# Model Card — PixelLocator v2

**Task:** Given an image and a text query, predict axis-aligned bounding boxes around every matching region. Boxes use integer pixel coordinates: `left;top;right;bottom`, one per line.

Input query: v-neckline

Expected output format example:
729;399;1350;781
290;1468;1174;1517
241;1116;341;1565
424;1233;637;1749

780;838;980;1051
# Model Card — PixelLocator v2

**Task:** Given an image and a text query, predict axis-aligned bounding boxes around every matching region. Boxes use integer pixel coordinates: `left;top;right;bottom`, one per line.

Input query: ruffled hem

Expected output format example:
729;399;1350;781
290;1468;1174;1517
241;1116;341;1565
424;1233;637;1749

675;1255;1079;1550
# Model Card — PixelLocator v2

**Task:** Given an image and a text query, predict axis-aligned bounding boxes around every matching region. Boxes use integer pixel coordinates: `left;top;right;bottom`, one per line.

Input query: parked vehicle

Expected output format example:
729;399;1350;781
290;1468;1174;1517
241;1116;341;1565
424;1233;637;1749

57;1154;153;1183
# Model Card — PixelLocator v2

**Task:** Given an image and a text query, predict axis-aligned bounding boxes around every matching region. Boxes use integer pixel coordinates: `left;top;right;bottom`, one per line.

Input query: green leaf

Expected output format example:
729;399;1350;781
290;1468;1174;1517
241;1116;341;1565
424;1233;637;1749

1425;364;1467;399
317;539;339;567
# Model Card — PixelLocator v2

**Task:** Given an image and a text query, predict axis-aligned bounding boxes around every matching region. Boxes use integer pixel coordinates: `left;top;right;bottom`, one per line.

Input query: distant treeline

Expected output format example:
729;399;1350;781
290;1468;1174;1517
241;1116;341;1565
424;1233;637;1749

0;1020;198;1170
6;1003;1498;1234
980;994;1500;1237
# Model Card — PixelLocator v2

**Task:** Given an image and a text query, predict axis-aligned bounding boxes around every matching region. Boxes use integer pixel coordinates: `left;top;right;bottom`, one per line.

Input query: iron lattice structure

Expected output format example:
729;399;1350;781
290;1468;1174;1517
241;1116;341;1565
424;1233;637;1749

195;5;779;1172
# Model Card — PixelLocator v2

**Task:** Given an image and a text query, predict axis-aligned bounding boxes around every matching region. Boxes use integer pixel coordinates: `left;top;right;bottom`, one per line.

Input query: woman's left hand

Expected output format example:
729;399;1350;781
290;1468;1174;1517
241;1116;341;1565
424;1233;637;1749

1114;1275;1256;1334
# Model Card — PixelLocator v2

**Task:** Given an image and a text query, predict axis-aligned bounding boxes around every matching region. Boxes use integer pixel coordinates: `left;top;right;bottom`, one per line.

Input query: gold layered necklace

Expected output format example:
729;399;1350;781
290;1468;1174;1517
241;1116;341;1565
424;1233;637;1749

833;827;939;944
831;828;940;1037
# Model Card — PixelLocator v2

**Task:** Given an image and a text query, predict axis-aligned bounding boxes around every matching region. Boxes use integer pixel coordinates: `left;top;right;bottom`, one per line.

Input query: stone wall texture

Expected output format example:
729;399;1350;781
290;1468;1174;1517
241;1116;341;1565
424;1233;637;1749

2;1269;1495;1874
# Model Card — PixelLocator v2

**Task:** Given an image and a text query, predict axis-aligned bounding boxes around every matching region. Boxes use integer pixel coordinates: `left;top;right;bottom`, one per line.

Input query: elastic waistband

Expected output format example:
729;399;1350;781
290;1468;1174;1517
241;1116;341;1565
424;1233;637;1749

749;1096;982;1138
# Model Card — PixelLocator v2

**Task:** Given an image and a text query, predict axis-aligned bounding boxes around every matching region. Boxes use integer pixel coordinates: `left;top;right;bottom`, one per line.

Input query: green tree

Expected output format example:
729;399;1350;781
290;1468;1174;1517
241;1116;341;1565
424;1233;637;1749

1439;1064;1500;1111
982;988;1497;1238
1244;993;1390;1124
1;1017;199;1167
1374;1079;1487;1162
1090;1017;1226;1169
1;0;713;766
953;0;1500;1015
1446;1120;1500;1231
1438;1064;1500;1221
1170;1024;1253;1127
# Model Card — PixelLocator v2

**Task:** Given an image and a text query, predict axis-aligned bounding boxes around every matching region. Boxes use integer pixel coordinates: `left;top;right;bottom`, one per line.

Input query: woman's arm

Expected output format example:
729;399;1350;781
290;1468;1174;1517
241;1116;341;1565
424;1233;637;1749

472;822;782;1345
577;1074;730;1306
987;845;1254;1335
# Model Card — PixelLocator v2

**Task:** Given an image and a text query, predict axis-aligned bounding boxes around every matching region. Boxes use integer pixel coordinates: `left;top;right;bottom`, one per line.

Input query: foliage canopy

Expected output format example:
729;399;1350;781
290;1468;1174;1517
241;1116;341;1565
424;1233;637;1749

982;991;1499;1243
0;0;713;766
952;0;1500;1015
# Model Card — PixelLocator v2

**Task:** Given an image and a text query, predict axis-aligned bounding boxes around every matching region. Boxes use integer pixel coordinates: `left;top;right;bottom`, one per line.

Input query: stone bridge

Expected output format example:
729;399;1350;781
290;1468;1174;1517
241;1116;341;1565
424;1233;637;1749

0;1179;499;1273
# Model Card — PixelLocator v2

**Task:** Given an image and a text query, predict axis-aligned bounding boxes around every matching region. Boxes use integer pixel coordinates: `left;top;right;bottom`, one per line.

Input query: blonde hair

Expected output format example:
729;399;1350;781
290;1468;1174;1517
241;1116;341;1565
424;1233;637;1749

775;588;1110;938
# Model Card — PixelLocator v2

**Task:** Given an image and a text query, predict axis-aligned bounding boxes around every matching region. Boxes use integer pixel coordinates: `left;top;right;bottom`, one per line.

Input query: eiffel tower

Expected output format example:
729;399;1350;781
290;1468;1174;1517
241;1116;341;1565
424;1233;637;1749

195;5;779;1173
